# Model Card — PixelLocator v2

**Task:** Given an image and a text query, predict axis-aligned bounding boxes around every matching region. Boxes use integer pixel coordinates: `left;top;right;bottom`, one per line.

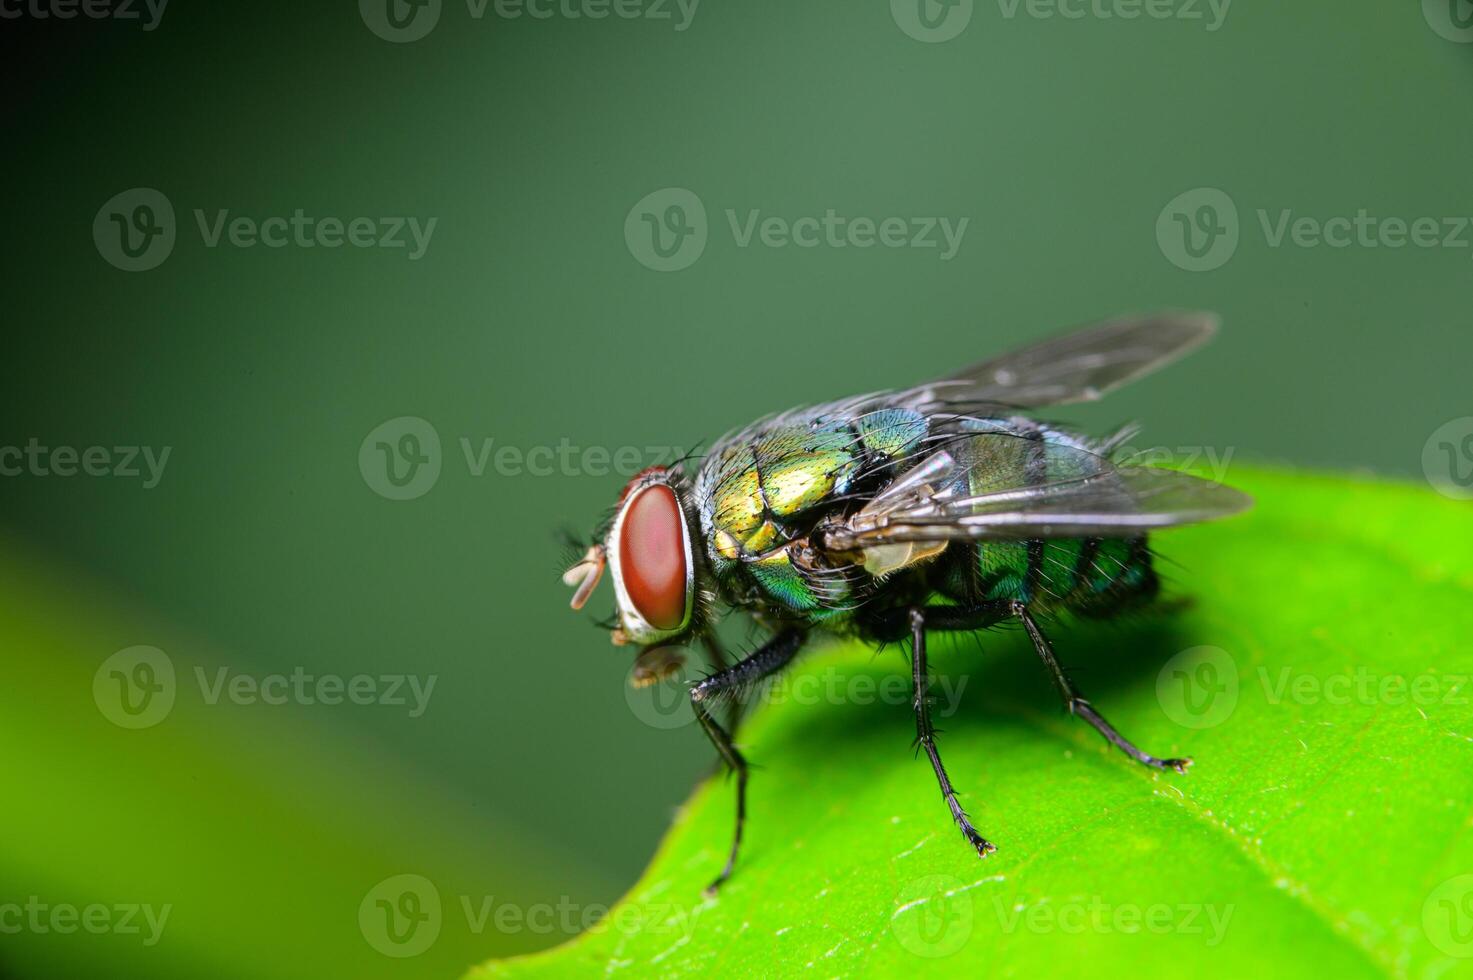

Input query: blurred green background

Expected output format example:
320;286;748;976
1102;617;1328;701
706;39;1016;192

2;0;1470;976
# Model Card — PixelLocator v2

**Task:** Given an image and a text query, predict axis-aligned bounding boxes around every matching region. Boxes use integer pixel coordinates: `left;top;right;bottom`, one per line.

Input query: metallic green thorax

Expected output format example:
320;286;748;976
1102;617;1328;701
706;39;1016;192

694;405;1155;626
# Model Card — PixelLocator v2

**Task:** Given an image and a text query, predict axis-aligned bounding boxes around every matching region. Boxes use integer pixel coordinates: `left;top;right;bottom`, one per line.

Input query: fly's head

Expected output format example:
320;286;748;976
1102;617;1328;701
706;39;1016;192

562;466;708;685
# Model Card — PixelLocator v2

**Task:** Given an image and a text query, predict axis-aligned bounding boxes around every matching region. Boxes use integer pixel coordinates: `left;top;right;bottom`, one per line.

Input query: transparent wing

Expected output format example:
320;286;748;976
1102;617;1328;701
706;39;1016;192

907;311;1219;409
698;311;1219;467
825;436;1252;548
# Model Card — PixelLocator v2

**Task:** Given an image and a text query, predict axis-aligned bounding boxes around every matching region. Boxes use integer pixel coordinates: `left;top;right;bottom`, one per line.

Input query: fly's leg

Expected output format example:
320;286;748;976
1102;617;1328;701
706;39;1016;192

1010;601;1190;773
908;607;996;859
690;629;804;895
701;634;744;734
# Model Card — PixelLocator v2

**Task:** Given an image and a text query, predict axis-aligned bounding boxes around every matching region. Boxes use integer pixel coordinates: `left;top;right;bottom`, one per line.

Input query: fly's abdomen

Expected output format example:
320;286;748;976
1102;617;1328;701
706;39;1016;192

938;418;1158;612
1068;536;1158;614
942;536;1156;612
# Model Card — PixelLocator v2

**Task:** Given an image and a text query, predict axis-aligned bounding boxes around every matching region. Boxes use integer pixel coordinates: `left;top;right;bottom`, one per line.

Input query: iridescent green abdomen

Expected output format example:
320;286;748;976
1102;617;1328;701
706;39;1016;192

940;535;1155;613
935;421;1156;612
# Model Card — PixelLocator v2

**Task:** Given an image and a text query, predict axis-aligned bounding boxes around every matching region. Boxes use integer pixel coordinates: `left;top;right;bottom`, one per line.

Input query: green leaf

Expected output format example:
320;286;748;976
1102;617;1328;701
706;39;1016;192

0;539;615;980
469;466;1473;978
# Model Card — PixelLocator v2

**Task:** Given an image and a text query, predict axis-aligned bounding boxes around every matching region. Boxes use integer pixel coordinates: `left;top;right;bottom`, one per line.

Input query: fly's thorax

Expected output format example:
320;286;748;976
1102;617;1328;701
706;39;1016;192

690;407;937;624
702;433;859;567
697;408;931;572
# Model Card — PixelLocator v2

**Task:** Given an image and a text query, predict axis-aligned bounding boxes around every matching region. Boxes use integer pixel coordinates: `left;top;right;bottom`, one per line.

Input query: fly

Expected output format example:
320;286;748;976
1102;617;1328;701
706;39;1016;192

560;311;1252;894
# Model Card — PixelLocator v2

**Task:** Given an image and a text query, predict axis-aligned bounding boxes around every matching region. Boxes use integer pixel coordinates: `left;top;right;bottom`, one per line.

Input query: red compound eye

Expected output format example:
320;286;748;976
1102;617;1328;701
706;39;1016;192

618;484;688;630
